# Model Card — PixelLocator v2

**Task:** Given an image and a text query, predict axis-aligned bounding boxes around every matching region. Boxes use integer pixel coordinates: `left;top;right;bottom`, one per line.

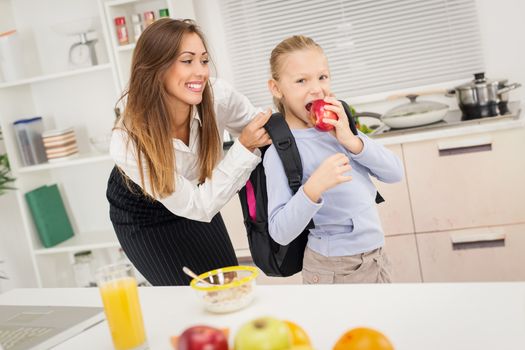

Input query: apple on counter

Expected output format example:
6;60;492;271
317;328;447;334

233;317;314;350
171;325;229;350
307;99;339;132
234;317;291;350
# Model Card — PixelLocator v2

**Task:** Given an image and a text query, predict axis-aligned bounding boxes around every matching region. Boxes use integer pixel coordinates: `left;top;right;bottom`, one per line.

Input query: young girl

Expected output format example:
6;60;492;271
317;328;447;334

265;35;404;284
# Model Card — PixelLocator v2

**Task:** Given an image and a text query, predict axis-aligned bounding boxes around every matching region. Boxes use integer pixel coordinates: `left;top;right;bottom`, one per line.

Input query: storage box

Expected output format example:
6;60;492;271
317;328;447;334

13;117;47;166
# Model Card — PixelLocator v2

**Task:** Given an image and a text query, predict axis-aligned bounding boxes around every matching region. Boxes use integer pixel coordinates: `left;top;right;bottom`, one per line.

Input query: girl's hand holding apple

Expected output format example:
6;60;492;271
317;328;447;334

321;97;364;155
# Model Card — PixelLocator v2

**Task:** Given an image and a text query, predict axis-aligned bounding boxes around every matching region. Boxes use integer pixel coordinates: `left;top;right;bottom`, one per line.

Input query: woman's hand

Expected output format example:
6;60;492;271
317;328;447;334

238;109;272;152
303;153;352;203
322;96;363;154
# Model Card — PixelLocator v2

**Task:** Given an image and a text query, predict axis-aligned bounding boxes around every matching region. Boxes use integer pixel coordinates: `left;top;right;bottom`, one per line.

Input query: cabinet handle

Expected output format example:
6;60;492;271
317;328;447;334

438;136;492;156
450;231;505;248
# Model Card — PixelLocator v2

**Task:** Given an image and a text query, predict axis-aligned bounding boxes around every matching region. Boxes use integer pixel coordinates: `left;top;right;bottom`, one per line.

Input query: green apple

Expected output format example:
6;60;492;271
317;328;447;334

234;317;291;350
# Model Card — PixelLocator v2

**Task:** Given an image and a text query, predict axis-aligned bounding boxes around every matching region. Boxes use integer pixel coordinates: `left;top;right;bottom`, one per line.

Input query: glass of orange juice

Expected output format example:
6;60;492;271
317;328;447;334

97;262;147;350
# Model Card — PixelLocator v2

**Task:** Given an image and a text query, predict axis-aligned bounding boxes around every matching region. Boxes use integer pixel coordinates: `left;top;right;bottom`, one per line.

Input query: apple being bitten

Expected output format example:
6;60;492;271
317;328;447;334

307;99;338;132
172;325;228;350
234;317;291;350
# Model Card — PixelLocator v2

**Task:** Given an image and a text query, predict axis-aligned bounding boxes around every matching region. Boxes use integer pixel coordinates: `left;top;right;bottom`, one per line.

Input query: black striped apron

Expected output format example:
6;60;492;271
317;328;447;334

106;167;238;286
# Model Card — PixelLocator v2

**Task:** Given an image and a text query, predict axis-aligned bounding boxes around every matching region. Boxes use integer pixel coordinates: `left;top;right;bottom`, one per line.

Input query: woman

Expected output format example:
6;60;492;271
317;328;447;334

106;18;271;286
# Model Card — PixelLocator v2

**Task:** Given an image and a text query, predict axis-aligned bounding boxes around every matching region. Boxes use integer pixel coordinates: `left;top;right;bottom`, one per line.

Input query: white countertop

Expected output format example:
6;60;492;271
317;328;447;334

371;104;524;145
1;283;525;349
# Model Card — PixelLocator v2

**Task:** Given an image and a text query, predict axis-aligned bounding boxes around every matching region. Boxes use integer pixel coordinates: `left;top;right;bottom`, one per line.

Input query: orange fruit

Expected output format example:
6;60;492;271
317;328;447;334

333;327;394;350
284;320;311;346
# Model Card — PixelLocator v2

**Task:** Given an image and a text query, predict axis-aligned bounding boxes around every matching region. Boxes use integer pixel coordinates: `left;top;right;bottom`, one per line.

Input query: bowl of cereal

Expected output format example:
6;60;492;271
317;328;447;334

189;265;258;313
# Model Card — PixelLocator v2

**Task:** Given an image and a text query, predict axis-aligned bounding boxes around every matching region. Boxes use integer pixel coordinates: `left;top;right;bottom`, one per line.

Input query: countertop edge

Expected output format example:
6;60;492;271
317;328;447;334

372;108;524;145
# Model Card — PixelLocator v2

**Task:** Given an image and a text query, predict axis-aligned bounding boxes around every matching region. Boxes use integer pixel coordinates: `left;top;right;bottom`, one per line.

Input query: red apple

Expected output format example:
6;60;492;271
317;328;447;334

171;325;229;350
307;99;338;131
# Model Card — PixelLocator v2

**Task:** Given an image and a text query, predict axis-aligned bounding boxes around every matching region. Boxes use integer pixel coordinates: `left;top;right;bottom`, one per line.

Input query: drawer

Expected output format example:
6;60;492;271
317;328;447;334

384;234;422;282
373;144;415;236
403;129;525;232
416;224;525;282
221;194;249;251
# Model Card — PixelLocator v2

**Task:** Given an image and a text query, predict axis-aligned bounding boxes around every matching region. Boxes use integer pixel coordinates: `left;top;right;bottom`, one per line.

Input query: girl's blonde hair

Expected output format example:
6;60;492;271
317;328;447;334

269;35;323;114
116;19;221;199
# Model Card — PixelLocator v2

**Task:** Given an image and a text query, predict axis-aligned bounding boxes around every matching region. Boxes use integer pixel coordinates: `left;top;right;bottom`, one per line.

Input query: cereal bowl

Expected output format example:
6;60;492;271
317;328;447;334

189;265;258;313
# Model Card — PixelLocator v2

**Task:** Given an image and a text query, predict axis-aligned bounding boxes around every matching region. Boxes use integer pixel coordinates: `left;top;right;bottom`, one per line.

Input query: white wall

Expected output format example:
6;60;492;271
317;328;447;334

476;0;525;103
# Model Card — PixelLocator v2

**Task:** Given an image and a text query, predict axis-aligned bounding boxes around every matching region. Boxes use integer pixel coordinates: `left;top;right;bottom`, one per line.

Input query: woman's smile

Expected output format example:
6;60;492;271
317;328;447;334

186;81;204;92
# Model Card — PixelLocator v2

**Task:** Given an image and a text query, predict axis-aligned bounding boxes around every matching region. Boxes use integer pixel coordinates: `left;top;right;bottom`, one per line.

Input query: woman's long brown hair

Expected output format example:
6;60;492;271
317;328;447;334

117;19;221;198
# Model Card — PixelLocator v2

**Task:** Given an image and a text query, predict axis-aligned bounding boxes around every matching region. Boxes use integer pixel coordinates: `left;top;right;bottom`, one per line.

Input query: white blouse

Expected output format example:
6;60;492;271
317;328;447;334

110;78;262;222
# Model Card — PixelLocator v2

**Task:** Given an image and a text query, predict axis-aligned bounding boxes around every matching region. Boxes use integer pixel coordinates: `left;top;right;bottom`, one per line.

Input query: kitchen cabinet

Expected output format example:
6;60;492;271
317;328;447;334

384;234;422;282
0;0;190;288
402;128;525;232
372;144;415;236
399;126;525;282
416;223;525;282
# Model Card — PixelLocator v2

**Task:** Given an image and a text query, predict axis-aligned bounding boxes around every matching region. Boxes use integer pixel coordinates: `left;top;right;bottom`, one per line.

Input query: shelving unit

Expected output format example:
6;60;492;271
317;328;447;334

100;0;174;88
0;0;198;288
0;0;171;288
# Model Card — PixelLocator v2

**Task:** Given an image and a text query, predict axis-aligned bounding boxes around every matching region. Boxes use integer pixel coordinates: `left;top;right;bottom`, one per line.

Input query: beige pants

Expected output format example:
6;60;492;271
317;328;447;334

302;246;392;284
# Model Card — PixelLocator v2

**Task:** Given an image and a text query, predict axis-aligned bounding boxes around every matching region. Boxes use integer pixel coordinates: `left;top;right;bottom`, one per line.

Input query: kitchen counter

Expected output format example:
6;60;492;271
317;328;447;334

370;102;523;145
1;283;525;349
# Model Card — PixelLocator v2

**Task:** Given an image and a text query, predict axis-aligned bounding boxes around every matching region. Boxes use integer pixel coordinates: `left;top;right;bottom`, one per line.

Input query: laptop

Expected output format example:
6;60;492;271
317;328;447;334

0;305;105;350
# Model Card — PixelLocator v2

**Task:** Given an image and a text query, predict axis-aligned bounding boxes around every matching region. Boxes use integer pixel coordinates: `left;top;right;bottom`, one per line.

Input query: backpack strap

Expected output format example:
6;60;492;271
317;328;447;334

264;113;303;194
341;100;359;136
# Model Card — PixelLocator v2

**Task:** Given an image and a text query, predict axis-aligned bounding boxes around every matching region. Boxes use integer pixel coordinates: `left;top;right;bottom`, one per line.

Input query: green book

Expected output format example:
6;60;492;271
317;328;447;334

25;184;74;248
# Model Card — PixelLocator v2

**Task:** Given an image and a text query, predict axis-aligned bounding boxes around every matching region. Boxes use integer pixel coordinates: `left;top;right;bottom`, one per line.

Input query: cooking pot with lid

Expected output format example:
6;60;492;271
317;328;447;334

448;72;521;119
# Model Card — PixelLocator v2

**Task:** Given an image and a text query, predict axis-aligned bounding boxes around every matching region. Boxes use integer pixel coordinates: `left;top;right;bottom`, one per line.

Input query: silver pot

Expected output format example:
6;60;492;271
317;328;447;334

448;72;521;119
496;79;521;114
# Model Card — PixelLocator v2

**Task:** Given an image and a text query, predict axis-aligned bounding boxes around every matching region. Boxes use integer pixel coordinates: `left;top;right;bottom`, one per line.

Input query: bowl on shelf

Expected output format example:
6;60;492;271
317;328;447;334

89;133;112;153
189;265;258;313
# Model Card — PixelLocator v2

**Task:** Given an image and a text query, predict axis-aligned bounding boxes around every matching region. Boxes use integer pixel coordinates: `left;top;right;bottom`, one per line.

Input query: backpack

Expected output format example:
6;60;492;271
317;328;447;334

238;101;384;277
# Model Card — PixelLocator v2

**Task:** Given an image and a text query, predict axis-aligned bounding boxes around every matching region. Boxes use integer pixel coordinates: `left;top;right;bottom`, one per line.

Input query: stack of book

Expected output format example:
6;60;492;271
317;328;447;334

42;127;79;162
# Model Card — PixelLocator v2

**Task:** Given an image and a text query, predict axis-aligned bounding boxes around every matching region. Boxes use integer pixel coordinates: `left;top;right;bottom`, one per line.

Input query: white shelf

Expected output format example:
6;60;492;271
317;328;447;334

106;0;139;7
34;229;120;255
0;64;112;89
117;43;135;52
17;152;112;174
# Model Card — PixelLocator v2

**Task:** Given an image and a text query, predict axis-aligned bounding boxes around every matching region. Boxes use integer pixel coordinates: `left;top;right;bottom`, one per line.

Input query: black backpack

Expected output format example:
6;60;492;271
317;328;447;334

238;101;384;277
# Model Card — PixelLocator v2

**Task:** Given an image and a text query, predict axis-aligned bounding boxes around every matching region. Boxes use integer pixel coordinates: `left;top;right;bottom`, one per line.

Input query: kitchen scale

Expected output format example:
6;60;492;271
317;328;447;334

68;31;98;67
52;18;99;68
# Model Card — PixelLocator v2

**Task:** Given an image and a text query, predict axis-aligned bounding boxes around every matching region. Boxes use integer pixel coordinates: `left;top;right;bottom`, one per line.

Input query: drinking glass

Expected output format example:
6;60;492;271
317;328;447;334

97;262;147;350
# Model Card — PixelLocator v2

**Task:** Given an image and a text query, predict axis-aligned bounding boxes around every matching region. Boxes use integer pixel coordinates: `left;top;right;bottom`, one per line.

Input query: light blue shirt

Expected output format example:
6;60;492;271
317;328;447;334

263;128;404;257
